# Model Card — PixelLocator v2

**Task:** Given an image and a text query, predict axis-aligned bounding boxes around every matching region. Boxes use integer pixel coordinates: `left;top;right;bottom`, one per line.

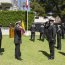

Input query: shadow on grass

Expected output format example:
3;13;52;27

37;39;44;42
54;46;57;49
0;48;4;55
29;39;35;42
39;50;50;58
58;52;65;56
37;39;41;41
0;52;3;55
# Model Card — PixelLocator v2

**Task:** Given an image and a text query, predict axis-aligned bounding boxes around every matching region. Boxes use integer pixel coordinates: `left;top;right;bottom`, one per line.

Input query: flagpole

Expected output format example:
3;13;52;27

25;7;29;36
24;0;30;36
27;9;28;32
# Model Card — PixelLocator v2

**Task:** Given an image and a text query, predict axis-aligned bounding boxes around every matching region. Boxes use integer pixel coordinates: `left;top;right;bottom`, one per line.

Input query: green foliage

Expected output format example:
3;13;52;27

28;12;34;29
30;0;65;19
61;9;65;15
0;11;34;29
30;1;45;16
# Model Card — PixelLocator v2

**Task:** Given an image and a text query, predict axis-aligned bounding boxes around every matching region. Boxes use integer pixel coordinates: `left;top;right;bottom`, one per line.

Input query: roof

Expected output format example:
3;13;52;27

0;0;12;4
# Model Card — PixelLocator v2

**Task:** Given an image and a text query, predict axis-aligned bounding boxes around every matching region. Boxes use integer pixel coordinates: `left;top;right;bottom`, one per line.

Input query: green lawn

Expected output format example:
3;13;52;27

0;36;65;65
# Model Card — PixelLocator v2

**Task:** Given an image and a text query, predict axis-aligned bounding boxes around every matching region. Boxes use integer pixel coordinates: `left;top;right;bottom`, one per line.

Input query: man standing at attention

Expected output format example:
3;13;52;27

14;21;25;60
46;20;56;60
0;24;2;53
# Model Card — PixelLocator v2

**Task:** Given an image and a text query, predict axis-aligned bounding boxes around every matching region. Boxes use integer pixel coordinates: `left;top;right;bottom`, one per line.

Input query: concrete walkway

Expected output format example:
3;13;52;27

1;27;40;36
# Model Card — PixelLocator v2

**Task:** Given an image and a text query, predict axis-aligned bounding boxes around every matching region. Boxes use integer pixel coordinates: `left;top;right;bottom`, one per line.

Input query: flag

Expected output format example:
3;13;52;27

21;20;25;31
26;0;29;9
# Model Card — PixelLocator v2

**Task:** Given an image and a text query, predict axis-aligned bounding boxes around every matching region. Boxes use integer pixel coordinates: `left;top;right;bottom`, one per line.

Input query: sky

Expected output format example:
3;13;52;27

18;0;30;11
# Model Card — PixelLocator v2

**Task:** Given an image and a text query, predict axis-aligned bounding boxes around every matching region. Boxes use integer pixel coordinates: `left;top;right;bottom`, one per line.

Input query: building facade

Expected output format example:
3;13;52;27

11;0;18;11
0;0;18;11
0;0;12;10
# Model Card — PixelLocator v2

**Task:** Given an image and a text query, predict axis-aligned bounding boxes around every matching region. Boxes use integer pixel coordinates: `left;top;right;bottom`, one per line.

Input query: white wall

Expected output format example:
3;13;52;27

1;27;9;35
34;16;49;23
0;0;12;3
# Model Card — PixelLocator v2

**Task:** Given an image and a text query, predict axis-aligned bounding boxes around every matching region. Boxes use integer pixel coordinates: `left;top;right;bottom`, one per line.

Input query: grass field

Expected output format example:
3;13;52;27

0;36;65;65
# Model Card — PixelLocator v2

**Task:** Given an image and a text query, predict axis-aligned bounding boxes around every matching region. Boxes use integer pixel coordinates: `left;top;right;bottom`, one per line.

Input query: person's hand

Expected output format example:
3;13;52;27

19;26;22;29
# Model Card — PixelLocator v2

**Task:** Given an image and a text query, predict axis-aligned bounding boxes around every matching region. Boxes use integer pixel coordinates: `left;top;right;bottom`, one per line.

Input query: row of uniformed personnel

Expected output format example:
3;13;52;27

0;20;65;60
30;20;65;60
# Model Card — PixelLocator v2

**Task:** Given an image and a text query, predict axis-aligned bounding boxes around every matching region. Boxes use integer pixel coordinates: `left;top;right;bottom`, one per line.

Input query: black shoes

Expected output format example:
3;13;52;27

57;47;61;50
48;56;54;60
15;57;22;60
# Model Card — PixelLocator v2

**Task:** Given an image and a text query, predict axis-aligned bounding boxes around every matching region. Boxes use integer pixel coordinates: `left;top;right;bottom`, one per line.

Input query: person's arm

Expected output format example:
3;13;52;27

19;26;25;34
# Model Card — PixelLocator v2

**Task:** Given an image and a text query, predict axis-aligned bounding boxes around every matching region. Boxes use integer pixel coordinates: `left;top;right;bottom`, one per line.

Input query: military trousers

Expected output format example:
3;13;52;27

15;44;21;58
31;32;35;41
40;33;44;41
49;41;55;58
0;39;2;49
62;31;64;39
57;35;61;50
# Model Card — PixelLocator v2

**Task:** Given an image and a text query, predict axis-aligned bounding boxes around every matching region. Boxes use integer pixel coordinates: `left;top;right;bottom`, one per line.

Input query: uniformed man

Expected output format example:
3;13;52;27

14;21;24;60
30;24;36;42
54;24;57;45
61;23;65;39
46;20;56;60
0;24;2;53
57;25;62;50
44;21;49;40
39;24;44;41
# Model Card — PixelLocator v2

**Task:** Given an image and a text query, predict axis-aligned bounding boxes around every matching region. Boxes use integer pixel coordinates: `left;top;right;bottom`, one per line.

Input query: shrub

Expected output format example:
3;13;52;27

0;11;34;29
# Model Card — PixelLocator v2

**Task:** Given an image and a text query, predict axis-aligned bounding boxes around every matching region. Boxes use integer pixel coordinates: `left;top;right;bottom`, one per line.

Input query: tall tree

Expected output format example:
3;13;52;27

30;0;65;21
30;0;45;16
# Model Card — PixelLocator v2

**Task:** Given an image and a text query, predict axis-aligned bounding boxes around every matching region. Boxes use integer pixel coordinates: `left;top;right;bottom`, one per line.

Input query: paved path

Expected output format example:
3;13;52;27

1;27;40;35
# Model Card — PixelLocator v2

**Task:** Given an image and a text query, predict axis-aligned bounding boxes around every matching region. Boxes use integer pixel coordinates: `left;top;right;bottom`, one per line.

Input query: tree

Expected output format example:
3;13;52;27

30;0;65;21
50;0;65;21
30;0;45;16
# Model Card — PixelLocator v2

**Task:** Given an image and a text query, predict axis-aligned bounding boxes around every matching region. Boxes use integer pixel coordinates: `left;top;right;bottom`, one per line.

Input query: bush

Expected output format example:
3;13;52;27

0;11;34;29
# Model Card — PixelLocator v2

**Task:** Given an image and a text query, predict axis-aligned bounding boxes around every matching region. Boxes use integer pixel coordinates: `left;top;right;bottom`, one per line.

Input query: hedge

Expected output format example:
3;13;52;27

0;11;34;29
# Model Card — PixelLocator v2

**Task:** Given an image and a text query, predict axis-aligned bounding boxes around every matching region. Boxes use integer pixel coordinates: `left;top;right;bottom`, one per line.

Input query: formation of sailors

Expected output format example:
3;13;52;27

30;19;65;60
0;19;65;60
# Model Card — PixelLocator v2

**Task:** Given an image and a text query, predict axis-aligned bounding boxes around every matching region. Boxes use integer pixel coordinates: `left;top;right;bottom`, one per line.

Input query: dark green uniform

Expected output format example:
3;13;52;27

14;23;24;60
46;20;56;60
0;26;2;53
57;25;62;50
30;25;36;41
39;25;44;41
61;23;65;39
